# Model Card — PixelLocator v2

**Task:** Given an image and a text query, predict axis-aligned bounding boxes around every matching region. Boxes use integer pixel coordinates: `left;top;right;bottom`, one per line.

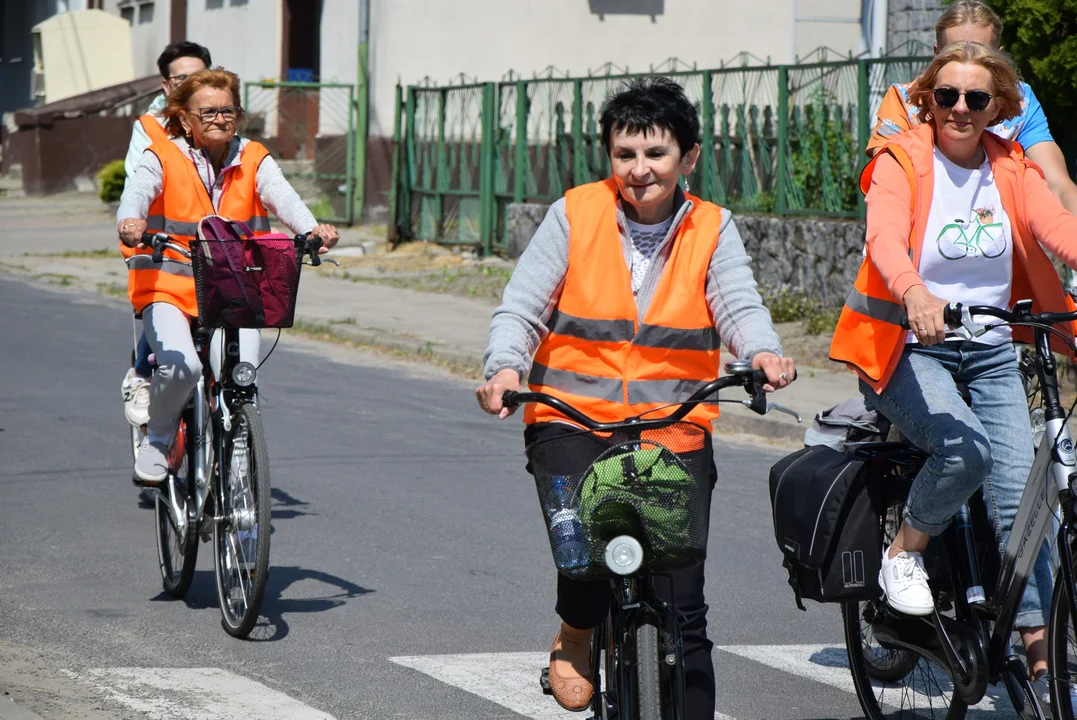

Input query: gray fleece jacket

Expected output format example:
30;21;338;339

483;187;783;380
117;135;317;235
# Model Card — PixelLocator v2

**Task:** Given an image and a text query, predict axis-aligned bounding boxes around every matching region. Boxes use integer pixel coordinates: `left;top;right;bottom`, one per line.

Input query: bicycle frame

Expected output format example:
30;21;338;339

985;326;1076;669
157;325;255;551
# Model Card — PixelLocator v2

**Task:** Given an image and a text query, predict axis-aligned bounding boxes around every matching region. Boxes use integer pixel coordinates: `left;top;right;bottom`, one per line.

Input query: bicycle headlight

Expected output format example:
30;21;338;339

604;535;644;575
232;361;257;387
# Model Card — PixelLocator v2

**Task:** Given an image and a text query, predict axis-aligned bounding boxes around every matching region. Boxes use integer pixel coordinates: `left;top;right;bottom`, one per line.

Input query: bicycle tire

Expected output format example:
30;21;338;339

636;615;662;720
1049;541;1077;719
213;401;271;638
155;409;197;598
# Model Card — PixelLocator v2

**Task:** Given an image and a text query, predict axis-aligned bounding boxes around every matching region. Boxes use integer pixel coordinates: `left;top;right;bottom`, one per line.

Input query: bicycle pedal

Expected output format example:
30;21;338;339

539;666;552;694
131;473;165;489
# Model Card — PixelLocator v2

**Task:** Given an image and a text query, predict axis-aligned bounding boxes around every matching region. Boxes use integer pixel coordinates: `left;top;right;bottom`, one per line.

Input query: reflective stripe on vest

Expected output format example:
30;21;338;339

121;139;272;316
124;254;193;278
843;288;905;326
526;178;724;428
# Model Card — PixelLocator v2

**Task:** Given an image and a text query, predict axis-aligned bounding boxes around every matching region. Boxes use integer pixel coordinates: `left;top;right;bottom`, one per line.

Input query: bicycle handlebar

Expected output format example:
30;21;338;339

502;361;800;431
139;231;325;266
901;300;1077;340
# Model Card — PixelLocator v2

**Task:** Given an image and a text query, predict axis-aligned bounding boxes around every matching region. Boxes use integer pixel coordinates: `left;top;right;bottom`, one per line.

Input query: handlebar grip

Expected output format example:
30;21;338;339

303;234;323;267
502;390;519;408
943;303;963;326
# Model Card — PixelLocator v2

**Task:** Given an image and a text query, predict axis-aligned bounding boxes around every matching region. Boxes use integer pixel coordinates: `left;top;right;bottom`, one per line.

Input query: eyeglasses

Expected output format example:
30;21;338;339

932;87;993;112
190;106;240;123
167;74;190;85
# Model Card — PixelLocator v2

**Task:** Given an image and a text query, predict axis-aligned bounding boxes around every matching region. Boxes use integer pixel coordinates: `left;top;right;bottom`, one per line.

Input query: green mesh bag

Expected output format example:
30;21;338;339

578;446;693;563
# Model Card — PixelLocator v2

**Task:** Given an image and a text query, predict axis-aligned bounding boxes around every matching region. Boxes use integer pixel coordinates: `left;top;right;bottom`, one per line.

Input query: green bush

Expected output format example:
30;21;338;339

96;159;126;203
806;307;842;336
982;0;1077;165
760;283;816;323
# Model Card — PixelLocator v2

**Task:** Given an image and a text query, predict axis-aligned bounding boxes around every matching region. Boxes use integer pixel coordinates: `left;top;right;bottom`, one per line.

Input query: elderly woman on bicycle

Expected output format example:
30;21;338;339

116;67;339;485
476;77;795;717
830;41;1077;691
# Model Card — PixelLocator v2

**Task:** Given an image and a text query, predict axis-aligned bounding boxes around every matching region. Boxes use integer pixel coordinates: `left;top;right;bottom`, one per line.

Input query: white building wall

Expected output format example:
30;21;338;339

366;0;864;138
104;0;173;79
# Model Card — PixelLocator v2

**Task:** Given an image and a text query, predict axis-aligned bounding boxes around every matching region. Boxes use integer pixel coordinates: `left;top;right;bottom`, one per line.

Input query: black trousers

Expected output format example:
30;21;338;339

524;423;718;720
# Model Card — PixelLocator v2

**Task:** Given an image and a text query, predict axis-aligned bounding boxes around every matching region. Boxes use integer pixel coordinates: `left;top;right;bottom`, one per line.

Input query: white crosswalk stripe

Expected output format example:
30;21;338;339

391;651;736;719
61;668;337;720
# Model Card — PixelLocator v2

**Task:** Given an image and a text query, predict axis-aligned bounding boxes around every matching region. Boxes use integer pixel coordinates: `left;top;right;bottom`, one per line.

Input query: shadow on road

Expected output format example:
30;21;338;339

151;565;373;643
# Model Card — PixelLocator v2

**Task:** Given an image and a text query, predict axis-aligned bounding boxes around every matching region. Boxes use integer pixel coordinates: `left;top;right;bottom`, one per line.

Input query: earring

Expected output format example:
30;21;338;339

683;178;691;194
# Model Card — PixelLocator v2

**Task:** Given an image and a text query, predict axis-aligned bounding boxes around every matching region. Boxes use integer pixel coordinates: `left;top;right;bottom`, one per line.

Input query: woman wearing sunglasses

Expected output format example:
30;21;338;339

831;41;1077;696
115;67;340;484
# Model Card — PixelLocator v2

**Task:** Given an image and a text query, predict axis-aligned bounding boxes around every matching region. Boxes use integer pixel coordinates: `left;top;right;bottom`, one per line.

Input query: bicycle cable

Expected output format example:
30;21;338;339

256;329;282;370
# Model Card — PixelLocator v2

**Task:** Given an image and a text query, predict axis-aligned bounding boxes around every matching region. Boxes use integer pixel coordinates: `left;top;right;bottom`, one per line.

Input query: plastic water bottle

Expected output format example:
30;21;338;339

550;508;589;571
548;475;574;513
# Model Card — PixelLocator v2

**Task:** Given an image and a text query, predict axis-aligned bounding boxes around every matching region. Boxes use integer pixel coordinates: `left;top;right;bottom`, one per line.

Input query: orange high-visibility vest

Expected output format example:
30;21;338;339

526;178;725;428
830;123;1077;392
138;114;169;146
120;139;272;316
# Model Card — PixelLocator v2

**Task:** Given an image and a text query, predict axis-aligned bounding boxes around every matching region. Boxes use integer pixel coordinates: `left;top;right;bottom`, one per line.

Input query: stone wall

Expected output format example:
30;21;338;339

504;203;867;308
887;0;945;53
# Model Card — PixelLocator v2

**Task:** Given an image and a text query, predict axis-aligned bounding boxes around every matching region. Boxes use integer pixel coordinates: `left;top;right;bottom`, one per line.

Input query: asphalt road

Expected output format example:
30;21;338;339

0;276;1018;719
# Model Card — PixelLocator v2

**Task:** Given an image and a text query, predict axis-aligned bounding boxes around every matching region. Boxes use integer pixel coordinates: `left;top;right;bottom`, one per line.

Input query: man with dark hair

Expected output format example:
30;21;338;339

120;40;212;428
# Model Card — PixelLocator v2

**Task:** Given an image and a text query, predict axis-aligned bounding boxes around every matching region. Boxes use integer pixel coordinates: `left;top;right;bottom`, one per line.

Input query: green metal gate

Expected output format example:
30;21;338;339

244;81;357;225
391;50;932;255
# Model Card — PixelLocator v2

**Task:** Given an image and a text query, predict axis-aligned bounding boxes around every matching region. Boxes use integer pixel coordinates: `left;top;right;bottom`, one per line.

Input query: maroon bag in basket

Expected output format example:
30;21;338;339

191;216;303;329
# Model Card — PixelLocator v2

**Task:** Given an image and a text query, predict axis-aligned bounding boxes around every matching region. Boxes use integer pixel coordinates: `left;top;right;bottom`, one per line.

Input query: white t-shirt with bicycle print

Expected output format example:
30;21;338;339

914;147;1014;346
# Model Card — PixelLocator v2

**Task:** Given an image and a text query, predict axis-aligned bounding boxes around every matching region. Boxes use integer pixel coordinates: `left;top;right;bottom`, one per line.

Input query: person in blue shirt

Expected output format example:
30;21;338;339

867;1;1077;221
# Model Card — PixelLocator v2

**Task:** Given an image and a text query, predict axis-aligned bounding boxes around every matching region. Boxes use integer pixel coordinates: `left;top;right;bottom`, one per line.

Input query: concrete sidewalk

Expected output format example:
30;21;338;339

0;193;860;445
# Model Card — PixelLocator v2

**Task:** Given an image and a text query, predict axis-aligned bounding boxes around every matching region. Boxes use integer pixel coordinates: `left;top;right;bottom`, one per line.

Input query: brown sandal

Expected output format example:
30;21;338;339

547;626;594;711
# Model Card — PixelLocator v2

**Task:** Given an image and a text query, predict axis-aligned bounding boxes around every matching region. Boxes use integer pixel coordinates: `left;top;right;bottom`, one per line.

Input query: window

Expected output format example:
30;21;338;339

206;0;225;9
120;6;135;23
138;2;154;23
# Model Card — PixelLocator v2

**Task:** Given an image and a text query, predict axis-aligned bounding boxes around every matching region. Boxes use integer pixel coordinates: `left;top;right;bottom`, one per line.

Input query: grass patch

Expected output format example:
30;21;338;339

35;273;76;286
56;247;116;259
805;307;842;336
332;263;513;300
96;282;127;298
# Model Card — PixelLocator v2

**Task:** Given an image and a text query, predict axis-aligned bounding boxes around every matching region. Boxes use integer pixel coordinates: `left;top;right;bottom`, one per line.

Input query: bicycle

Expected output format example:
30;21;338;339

503;361;800;720
132;230;327;638
842;300;1077;720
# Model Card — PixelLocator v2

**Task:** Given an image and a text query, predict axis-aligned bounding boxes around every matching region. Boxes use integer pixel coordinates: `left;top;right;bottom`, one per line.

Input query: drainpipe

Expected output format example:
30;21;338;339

871;0;889;56
353;0;370;225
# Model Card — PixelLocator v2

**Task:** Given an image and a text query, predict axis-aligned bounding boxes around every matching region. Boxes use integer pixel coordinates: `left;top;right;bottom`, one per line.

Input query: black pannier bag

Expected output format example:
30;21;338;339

769;445;884;610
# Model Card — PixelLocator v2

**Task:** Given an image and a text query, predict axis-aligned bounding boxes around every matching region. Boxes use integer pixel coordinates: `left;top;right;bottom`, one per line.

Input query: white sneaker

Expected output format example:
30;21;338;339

134;436;169;484
879;547;934;616
121;368;150;427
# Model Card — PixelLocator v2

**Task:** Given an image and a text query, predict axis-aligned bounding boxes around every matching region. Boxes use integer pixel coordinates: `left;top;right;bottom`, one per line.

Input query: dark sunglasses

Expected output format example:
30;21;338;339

932;87;993;112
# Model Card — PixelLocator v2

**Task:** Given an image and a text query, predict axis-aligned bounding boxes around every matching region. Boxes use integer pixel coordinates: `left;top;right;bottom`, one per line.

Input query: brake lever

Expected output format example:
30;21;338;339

304;257;340;267
952;303;987;339
738;399;803;423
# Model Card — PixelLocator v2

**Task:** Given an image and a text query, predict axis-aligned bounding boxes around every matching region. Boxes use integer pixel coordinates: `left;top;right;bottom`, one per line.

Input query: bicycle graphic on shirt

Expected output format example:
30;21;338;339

937;206;1008;260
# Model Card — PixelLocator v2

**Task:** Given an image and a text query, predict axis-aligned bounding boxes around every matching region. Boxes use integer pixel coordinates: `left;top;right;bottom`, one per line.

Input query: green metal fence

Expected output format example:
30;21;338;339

391;52;932;254
244;81;357;225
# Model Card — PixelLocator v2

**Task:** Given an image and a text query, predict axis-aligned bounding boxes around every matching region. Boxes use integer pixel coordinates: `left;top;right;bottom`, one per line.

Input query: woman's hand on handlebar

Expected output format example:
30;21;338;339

476;368;521;419
118;218;148;248
903;285;949;346
752;352;796;392
310;224;339;253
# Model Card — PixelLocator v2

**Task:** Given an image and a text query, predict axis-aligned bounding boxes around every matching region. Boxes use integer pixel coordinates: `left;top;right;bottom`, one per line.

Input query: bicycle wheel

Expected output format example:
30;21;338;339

213;401;271;638
843;600;968;719
155;411;197;598
843;496;967;719
1049;541;1077;718
635;615;662;720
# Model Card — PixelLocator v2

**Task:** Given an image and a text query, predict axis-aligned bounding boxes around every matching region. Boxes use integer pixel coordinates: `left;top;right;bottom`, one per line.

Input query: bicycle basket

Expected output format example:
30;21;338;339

525;421;711;579
191;236;304;329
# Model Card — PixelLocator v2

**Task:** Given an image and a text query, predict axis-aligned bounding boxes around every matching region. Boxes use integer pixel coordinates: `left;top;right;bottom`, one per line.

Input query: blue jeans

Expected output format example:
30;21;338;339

134;331;153;378
861;340;1052;628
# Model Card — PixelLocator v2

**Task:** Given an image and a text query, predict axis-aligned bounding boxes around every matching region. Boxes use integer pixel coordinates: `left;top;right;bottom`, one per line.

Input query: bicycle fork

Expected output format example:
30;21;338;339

158;375;214;545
